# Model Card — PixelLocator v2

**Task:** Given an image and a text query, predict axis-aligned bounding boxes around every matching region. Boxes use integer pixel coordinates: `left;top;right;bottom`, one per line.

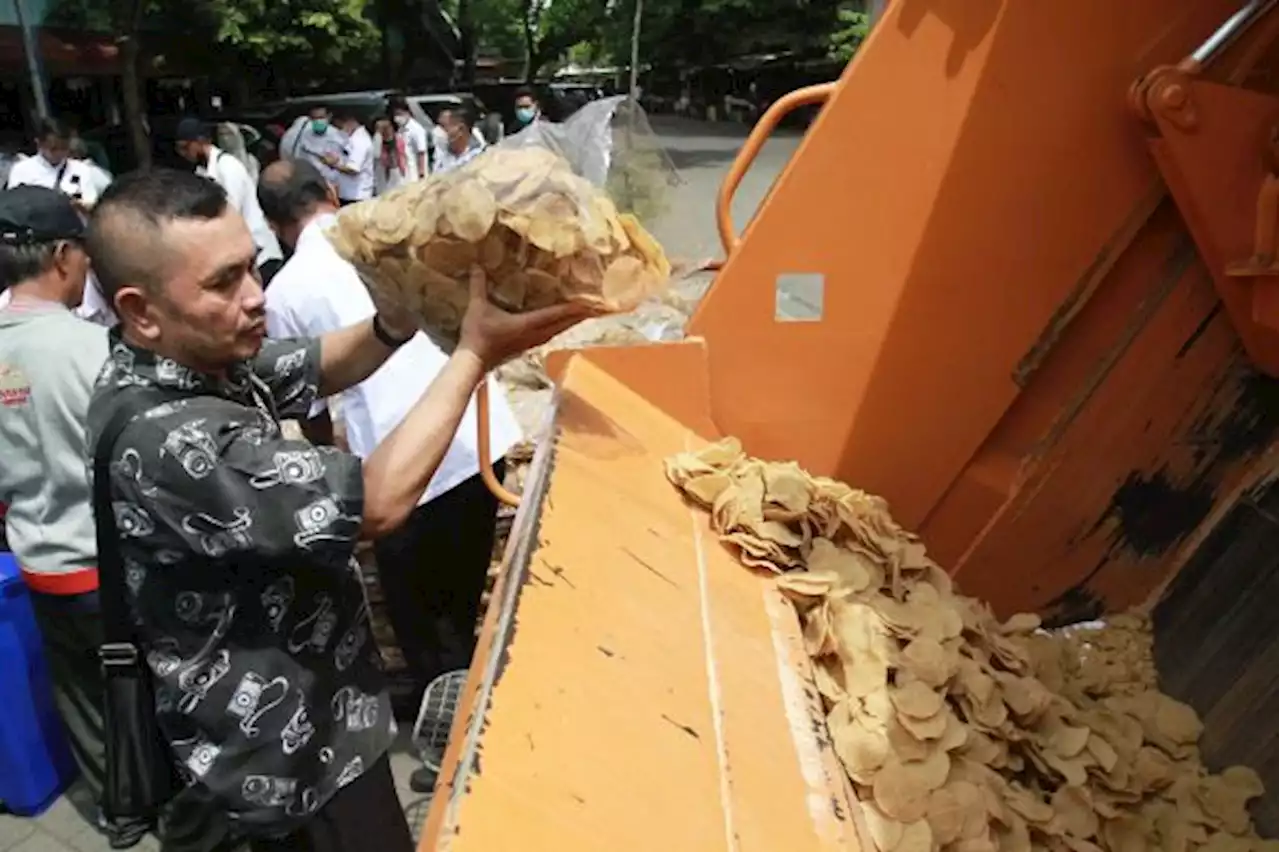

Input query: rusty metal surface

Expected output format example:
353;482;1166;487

1153;480;1278;837
418;348;865;852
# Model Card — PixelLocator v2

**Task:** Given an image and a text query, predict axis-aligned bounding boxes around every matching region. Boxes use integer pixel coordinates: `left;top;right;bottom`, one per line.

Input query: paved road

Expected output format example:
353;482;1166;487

644;115;803;265
0;116;804;852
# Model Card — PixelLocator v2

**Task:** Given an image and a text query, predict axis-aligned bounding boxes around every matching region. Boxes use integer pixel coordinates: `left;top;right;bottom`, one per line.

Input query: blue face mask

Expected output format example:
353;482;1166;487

515;106;536;125
310;118;330;135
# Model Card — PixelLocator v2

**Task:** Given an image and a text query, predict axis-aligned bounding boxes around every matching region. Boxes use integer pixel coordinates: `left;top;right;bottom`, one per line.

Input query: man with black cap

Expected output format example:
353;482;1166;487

175;116;285;284
0;185;123;837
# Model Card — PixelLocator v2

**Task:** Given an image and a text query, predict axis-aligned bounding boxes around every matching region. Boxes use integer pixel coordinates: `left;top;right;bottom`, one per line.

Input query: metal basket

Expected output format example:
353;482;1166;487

411;668;468;773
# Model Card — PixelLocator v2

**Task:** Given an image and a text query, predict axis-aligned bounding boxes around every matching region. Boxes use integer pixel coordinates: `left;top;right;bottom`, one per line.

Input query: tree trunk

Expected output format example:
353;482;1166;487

628;0;643;104
458;0;476;88
119;34;150;169
522;16;536;82
114;0;149;170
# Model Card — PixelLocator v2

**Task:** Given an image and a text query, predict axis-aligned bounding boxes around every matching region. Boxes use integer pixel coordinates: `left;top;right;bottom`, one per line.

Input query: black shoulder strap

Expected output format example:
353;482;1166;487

54;160;68;190
92;387;180;644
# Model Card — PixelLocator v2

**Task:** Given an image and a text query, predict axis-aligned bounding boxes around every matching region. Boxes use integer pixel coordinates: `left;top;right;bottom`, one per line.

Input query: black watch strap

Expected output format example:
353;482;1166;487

372;314;414;348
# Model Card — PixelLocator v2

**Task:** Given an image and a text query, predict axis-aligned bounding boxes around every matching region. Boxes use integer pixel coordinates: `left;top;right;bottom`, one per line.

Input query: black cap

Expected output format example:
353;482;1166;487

0;185;85;246
175;117;209;143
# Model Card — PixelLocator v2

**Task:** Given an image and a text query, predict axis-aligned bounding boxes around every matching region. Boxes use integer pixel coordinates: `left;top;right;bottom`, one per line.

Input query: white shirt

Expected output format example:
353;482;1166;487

265;214;522;505
196;145;283;266
5;154;97;204
401;118;429;178
280;117;348;186
433;135;487;176
76;159;113;199
429;125;487;174
336;126;375;202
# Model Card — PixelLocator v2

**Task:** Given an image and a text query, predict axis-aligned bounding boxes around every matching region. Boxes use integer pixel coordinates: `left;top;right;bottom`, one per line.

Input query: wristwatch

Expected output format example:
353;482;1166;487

372;314;414;348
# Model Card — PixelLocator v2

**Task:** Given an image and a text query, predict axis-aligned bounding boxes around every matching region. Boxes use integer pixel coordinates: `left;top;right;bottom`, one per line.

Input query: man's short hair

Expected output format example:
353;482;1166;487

513;86;537;103
0;242;57;292
86;168;229;305
308;104;330;117
442;105;475;130
258;159;330;228
389;97;410;114
331;105;360;124
37;118;68;143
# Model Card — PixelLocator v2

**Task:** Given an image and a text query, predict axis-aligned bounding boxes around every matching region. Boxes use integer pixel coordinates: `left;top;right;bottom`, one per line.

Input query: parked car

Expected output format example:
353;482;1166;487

258;89;399;130
405;92;503;145
83;117;267;179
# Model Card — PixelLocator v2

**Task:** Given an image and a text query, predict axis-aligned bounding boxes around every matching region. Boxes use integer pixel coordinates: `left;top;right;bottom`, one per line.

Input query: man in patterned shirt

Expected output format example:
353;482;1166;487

82;169;594;852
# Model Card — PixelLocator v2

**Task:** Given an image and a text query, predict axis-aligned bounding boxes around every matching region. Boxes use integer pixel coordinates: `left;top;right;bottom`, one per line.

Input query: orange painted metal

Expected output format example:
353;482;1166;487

717;84;835;257
682;0;1277;618
419;0;1279;846
419;344;866;852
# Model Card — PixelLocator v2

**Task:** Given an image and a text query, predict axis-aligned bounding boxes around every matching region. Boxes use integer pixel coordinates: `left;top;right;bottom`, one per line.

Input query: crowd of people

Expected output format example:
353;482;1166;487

0;83;573;852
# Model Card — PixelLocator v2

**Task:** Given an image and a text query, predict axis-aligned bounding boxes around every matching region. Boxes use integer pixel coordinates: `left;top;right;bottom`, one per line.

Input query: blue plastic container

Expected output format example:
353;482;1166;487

0;551;77;816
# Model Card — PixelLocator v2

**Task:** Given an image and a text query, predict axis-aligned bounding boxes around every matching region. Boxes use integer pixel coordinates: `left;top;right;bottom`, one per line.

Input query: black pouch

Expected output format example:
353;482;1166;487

92;390;180;845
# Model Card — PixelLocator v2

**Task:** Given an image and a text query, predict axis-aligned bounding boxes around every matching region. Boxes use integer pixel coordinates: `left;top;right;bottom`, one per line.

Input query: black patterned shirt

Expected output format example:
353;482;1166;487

86;329;394;845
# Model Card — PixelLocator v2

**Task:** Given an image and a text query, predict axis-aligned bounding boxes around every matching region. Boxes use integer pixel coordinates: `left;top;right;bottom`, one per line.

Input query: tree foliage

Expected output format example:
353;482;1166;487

209;0;379;67
595;0;846;71
828;4;870;62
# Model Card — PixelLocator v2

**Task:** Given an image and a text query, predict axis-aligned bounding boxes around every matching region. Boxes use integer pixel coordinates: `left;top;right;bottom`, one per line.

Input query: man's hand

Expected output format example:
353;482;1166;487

456;266;601;371
320;151;341;167
370;287;420;342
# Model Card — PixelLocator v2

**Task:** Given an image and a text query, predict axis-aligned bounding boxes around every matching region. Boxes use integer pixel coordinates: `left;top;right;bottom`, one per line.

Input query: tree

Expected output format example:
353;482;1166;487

209;0;379;75
520;0;609;80
827;4;870;62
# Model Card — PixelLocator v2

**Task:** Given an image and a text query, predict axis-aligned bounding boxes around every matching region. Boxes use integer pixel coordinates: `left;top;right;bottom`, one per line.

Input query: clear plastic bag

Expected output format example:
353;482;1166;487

498;96;681;225
326;106;675;350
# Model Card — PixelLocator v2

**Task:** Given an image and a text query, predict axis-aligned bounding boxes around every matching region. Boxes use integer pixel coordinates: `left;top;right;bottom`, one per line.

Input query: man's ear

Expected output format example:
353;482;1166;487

114;285;162;342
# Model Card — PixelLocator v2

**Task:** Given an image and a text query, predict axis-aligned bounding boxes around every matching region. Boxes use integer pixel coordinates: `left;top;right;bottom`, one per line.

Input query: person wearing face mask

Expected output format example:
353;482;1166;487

0;186;141;843
175;117;285;284
373;116;411;194
433;107;487;176
508;86;542;134
388;98;428;181
281;105;348;186
319;108;376;206
6;118;94;214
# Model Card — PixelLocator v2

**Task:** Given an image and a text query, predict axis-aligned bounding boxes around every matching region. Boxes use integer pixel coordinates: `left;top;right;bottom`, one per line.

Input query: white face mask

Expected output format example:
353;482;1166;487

393;114;409;128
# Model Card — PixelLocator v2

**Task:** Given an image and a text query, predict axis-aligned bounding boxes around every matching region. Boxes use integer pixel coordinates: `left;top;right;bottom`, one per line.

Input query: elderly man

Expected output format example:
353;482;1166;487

0;186;137;841
83;169;592;852
433;106;486;175
258;159;523;791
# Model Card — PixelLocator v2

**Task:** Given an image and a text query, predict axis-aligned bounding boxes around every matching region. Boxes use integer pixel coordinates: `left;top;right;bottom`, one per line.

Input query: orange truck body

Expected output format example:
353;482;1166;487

420;2;1278;848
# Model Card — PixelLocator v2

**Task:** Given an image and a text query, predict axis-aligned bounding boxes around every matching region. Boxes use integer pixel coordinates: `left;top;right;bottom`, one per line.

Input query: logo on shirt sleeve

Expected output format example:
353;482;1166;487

0;363;30;408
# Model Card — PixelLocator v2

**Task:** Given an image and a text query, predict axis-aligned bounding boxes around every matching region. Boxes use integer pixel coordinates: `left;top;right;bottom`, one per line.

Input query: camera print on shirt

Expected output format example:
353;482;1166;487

332;601;369;673
250;448;327;489
261;576;295;634
173;732;223;782
163;419;220;479
226;672;291;737
113;448;158;497
181;507;253;557
287;594;338;655
331;685;380;734
294;496;359;551
280;692;317;756
155;356;203;391
113;501;155;538
176;649;233;714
